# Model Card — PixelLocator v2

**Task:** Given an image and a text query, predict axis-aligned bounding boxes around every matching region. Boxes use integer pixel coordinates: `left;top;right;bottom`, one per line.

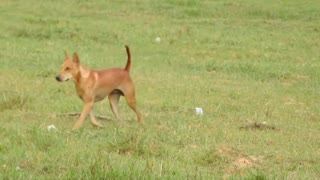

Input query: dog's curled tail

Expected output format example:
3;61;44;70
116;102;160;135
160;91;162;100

124;45;131;72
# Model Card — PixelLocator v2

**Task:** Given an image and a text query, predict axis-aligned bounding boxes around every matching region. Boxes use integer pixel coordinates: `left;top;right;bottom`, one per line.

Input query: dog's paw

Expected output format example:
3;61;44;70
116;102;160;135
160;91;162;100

91;122;104;128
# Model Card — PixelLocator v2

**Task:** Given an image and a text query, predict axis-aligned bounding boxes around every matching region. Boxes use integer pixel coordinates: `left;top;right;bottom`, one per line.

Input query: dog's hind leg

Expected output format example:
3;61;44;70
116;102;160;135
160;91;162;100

123;89;142;123
108;90;122;122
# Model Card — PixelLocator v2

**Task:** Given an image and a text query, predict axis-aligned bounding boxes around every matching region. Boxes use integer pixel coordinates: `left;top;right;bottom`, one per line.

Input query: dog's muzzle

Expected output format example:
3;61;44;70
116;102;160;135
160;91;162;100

56;75;70;82
55;75;62;82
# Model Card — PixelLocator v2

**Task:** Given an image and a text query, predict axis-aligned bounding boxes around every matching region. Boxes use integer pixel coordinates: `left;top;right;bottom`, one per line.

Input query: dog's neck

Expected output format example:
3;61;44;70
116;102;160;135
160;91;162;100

80;65;90;78
74;65;91;85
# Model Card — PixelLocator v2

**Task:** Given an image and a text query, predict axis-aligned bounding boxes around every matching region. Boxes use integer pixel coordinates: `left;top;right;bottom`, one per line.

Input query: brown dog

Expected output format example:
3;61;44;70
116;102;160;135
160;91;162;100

56;46;142;129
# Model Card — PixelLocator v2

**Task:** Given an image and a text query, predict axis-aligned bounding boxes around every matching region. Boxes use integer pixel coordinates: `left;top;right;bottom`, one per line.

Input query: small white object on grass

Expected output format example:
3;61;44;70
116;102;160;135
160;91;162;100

195;107;204;115
155;37;161;43
47;124;57;131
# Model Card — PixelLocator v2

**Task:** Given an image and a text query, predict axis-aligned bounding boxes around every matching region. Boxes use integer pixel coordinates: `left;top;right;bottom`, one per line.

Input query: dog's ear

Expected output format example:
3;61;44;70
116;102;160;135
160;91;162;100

73;52;80;64
64;51;69;61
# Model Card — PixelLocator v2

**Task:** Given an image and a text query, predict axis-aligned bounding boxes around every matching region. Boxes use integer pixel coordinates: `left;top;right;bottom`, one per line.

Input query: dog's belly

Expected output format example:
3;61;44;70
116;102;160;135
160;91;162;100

94;94;107;102
93;89;108;101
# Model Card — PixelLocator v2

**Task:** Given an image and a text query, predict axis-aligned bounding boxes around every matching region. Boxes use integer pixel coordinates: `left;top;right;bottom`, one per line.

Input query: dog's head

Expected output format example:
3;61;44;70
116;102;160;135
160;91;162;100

55;51;80;82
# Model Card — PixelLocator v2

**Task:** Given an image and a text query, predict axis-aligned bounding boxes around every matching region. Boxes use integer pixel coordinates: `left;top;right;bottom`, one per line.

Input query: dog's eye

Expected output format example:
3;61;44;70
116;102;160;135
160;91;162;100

65;67;70;71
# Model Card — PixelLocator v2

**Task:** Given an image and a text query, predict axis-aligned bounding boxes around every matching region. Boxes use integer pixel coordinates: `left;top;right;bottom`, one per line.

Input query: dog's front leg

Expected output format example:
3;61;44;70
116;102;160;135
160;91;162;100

73;101;93;130
89;111;104;128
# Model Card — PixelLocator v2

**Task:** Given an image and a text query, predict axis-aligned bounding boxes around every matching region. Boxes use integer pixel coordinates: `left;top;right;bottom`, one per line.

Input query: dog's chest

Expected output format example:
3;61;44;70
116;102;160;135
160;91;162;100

76;86;108;102
75;87;86;101
75;83;92;101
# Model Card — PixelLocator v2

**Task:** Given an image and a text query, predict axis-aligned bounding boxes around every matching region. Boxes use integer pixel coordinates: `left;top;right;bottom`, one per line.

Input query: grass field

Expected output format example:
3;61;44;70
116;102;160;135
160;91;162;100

1;0;320;179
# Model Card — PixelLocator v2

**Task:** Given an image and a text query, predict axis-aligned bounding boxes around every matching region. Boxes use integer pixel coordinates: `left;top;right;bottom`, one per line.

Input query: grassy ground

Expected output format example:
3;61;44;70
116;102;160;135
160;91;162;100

1;0;320;179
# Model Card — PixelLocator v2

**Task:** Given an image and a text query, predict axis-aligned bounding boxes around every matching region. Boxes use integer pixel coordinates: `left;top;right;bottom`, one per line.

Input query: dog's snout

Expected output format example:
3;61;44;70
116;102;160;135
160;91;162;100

55;75;61;82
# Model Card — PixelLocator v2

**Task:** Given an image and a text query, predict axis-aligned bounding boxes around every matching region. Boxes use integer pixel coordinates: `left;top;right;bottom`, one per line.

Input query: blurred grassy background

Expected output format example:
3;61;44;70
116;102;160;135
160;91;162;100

0;0;320;178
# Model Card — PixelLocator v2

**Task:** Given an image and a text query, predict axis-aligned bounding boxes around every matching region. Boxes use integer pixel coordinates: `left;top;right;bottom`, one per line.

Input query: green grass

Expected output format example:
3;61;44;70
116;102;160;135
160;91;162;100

1;0;320;179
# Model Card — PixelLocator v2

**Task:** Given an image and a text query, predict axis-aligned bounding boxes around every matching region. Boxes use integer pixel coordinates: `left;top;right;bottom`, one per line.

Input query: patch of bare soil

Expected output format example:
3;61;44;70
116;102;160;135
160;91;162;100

217;145;263;178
